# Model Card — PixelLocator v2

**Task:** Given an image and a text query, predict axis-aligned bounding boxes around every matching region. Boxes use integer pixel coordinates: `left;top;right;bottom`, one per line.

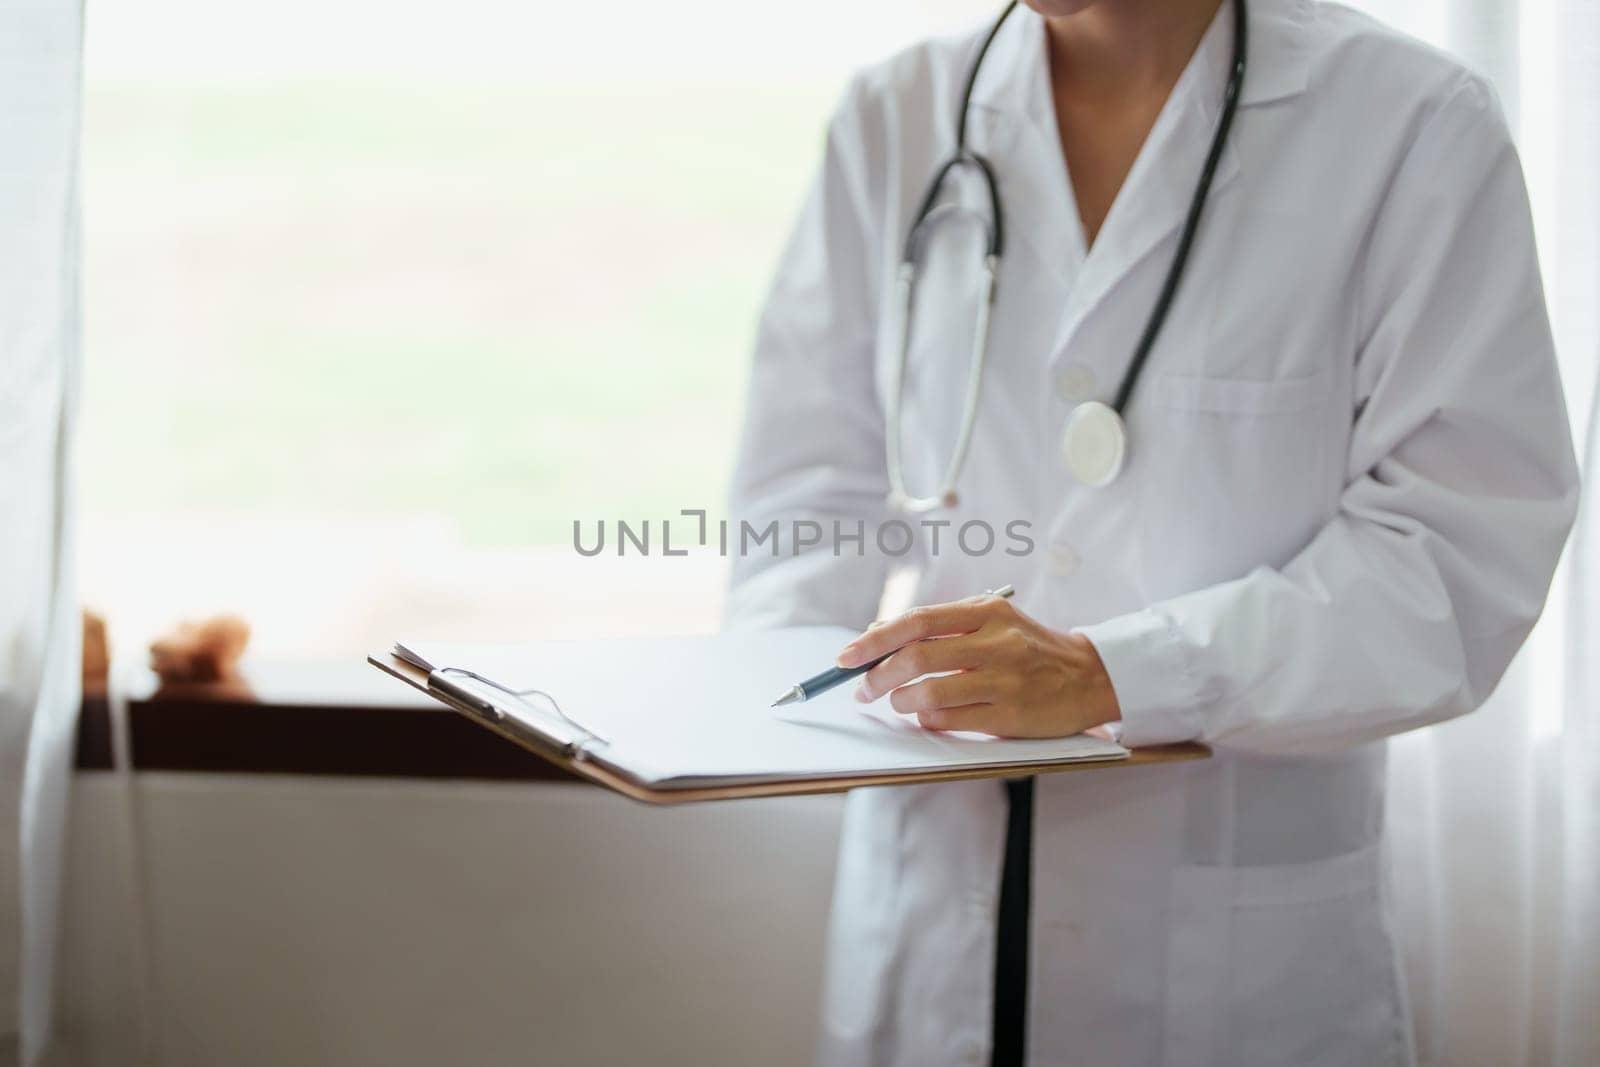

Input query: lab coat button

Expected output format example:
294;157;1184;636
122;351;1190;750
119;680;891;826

1055;363;1095;402
1047;543;1080;578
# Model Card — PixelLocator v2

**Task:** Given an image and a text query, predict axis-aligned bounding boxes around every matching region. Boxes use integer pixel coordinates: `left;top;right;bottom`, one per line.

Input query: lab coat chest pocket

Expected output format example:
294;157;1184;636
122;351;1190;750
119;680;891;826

1135;370;1338;597
1162;845;1409;1067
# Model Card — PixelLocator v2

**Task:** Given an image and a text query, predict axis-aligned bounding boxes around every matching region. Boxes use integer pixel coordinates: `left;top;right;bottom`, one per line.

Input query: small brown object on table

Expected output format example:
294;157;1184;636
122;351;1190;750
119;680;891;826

149;615;252;685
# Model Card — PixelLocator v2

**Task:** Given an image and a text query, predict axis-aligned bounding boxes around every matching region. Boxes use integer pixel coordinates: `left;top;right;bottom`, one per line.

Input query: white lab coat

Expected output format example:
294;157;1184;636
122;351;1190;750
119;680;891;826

726;1;1579;1065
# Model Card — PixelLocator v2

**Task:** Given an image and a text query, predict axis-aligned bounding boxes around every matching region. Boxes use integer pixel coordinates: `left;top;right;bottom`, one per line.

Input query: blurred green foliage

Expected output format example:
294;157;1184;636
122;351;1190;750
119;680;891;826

81;82;838;543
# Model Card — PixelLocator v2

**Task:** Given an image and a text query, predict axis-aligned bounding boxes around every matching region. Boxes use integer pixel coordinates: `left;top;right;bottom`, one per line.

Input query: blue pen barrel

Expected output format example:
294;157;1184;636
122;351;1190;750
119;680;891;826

800;653;893;700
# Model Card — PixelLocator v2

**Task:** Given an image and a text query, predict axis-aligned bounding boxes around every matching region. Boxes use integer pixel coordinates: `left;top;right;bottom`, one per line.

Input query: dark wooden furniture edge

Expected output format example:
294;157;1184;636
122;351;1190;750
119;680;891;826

74;663;578;782
76;657;1209;786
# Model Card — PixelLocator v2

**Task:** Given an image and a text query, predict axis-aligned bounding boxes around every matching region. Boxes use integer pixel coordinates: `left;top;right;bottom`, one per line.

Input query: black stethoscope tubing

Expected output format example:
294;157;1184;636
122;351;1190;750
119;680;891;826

889;0;1248;502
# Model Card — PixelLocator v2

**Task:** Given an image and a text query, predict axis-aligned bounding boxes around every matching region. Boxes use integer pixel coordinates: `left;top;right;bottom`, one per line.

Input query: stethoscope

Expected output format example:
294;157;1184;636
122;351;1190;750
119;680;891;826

885;0;1248;513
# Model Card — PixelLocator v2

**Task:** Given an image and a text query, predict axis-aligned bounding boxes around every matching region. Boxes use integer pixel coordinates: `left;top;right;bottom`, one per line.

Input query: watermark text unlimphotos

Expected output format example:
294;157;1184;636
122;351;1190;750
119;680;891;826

573;510;1035;559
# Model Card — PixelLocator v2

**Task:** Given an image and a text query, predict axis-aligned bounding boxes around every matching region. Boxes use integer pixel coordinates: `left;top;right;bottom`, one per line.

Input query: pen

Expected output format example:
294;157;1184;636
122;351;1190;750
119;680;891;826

770;584;1016;707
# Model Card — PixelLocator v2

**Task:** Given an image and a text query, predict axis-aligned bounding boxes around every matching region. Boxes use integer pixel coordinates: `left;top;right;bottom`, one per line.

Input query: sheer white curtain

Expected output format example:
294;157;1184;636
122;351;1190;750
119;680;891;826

0;1;84;1064
1376;0;1600;1063
1556;397;1599;1064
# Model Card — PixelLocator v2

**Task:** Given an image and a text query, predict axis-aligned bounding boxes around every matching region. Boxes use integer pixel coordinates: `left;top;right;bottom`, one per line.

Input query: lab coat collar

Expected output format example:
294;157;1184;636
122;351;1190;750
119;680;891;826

965;0;1310;368
1042;9;1243;365
967;0;1312;119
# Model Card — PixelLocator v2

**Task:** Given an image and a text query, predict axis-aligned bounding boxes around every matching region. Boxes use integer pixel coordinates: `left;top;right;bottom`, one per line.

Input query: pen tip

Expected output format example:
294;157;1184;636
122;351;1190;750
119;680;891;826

771;686;804;708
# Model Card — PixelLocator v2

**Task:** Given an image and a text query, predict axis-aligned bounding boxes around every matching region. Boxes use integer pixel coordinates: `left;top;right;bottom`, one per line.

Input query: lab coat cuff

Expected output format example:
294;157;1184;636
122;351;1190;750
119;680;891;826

1076;609;1204;748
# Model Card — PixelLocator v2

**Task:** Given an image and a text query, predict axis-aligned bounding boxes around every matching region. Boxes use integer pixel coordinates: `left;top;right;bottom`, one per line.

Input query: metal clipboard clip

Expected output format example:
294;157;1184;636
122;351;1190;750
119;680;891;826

427;666;611;761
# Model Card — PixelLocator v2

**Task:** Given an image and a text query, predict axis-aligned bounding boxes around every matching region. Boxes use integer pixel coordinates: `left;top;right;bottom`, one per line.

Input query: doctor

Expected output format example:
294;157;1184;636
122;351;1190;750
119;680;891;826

726;0;1578;1063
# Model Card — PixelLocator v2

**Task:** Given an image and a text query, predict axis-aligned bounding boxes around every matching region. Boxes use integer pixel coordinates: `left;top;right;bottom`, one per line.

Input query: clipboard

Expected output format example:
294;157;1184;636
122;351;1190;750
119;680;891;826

368;639;1208;805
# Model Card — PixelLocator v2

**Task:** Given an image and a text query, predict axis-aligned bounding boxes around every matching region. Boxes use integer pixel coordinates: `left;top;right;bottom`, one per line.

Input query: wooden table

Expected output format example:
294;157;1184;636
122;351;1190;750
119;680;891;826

76;660;576;781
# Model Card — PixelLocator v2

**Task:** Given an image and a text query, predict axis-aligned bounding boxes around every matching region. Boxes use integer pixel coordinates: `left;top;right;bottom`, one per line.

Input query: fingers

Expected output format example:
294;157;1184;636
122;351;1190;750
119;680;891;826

886;671;992;718
909;697;1032;737
888;681;1023;736
837;594;1011;668
856;632;981;702
913;703;1006;735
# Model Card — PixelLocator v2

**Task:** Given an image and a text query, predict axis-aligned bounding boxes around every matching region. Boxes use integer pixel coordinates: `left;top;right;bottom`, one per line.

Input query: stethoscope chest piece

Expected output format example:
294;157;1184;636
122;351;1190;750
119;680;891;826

1060;400;1127;488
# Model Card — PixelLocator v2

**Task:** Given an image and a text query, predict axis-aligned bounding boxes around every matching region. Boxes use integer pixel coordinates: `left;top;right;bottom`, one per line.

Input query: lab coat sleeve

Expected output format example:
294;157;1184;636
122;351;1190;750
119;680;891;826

1078;75;1581;756
724;77;895;631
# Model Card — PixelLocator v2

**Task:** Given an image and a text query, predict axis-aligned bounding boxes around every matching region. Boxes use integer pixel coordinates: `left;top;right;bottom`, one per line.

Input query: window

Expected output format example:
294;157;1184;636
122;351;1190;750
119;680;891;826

79;0;986;657
82;0;1571;736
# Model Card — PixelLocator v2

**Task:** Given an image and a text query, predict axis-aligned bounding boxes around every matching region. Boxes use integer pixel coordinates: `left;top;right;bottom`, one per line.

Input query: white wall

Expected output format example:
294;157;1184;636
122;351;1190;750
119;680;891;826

51;774;844;1066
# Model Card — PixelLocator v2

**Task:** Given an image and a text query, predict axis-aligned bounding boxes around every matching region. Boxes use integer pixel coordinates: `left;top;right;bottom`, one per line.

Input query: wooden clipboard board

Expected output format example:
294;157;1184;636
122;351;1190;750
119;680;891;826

369;650;1209;805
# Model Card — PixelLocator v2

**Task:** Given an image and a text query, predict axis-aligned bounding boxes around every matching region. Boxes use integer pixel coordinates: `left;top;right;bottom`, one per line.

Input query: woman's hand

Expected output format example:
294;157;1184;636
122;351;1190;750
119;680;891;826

837;594;1122;738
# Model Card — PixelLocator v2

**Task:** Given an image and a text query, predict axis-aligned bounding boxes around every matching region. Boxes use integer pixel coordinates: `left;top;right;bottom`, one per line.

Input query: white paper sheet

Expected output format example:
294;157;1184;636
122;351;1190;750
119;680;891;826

395;629;1126;787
